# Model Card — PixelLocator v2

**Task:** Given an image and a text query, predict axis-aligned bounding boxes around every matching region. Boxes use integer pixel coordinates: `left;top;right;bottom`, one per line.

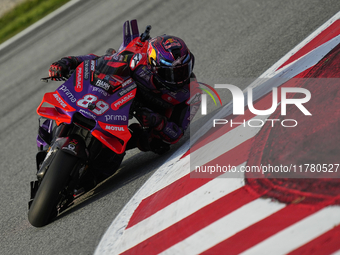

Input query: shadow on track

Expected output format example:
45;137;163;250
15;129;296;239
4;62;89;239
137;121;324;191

51;106;222;223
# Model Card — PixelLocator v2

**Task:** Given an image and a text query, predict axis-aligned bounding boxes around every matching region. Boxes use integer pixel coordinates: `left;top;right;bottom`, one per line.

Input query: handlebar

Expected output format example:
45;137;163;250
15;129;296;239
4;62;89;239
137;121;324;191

41;71;72;82
40;76;68;83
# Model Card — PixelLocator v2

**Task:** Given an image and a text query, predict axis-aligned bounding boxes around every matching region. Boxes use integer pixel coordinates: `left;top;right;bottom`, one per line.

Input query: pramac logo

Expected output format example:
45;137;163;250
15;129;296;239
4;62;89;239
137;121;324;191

75;64;84;93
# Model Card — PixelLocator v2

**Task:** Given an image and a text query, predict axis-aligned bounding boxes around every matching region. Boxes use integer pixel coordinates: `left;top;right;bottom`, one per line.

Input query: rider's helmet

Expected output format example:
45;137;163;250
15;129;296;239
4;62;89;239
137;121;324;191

147;35;194;91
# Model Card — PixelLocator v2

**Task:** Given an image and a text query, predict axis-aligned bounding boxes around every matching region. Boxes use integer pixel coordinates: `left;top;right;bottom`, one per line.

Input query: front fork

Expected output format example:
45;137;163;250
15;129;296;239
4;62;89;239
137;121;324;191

30;118;93;208
36;118;54;171
30;118;55;205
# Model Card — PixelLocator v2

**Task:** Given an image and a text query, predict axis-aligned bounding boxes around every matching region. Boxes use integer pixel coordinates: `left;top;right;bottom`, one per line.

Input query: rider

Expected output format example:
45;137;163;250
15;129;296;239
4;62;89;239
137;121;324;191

49;35;201;156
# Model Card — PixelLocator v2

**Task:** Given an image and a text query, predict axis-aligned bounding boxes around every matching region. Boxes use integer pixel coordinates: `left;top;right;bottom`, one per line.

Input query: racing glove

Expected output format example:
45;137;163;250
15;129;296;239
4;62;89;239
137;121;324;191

155;121;184;144
135;107;166;131
49;56;79;81
127;123;170;155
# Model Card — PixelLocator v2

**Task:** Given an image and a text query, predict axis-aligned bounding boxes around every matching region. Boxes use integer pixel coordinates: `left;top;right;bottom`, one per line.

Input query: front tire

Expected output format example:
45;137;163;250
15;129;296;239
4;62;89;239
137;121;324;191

28;150;79;227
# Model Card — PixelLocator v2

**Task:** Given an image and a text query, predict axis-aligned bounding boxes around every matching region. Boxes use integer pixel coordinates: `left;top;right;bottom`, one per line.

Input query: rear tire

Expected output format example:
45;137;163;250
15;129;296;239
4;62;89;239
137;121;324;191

28;150;79;227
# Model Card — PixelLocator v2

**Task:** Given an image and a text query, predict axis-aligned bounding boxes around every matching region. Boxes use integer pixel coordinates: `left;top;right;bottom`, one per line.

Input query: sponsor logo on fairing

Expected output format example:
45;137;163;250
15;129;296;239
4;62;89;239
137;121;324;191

95;79;110;91
79;109;96;119
122;78;133;88
59;85;77;103
92;87;109;97
75;66;83;92
53;93;67;108
105;115;127;122
104;124;126;132
111;89;136;110
90;60;95;71
118;83;137;97
84;60;90;80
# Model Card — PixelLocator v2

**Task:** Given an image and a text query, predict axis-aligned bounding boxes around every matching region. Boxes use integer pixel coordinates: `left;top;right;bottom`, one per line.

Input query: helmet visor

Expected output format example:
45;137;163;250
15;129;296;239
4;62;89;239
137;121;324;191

155;61;192;85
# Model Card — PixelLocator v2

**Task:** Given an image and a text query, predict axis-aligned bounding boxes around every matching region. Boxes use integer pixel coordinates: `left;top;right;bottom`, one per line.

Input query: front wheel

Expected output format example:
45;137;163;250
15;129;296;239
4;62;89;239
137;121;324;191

28;150;79;227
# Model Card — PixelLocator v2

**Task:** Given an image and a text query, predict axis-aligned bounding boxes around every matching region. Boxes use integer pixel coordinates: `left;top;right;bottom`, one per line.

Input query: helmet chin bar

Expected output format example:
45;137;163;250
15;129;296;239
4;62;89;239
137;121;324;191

153;73;189;92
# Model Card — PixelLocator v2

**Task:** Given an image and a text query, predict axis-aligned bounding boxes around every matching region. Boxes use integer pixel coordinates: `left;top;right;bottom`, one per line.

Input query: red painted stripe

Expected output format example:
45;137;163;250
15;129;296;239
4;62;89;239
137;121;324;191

287;223;340;255
277;19;340;71
120;186;261;255
126;137;255;229
199;204;325;255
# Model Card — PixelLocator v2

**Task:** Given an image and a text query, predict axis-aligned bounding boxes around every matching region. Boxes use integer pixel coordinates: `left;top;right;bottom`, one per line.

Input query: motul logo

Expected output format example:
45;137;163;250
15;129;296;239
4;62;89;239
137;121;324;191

105;125;125;132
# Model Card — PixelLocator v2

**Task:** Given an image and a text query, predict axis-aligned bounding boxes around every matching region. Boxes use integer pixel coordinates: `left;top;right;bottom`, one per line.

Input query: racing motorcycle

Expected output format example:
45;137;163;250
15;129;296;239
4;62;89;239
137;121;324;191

28;20;151;227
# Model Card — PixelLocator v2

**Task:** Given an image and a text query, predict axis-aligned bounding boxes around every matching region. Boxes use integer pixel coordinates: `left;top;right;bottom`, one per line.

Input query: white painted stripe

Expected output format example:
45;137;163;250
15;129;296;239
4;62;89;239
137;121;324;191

114;166;245;254
240;206;340;255
159;198;286;255
331;249;340;255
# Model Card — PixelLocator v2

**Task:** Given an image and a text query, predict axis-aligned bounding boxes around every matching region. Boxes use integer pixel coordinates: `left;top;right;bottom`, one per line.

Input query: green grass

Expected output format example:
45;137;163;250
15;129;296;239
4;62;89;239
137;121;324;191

0;0;70;44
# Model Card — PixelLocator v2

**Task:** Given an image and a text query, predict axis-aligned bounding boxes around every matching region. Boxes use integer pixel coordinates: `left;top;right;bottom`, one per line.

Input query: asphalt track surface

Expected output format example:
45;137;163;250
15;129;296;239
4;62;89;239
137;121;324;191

1;0;340;254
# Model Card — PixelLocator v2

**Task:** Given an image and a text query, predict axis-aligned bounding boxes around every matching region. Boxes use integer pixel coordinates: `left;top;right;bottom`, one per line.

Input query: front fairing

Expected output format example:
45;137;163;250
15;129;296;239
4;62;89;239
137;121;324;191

37;60;137;154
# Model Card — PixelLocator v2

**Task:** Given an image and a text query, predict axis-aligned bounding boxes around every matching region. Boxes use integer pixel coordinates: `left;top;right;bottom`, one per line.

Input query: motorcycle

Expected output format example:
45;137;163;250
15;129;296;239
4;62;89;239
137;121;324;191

28;20;151;227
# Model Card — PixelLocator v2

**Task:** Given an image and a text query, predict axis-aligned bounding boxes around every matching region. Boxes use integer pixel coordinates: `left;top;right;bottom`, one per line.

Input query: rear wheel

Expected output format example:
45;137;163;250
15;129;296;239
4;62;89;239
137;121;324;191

28;150;79;227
